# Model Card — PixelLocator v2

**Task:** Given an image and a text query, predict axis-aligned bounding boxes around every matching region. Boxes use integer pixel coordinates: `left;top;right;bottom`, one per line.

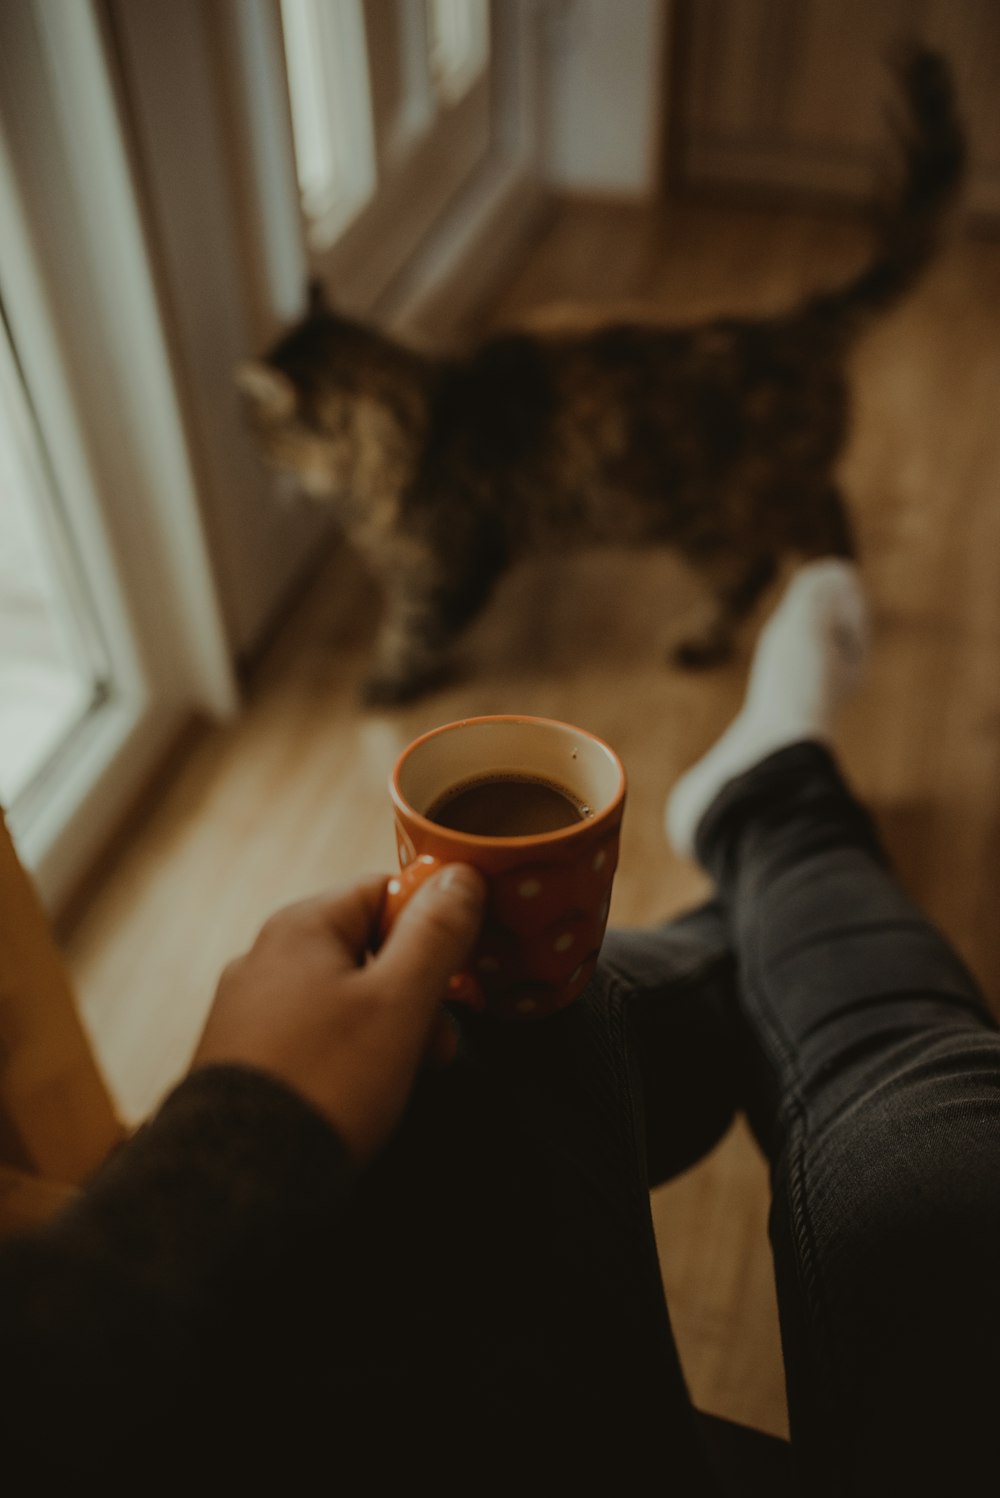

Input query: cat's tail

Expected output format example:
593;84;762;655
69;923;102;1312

806;43;965;336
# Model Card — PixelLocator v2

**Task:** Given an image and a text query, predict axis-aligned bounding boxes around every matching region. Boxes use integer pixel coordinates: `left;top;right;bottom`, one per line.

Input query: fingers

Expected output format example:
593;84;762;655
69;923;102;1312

373;864;485;1013
315;876;390;955
266;877;389;962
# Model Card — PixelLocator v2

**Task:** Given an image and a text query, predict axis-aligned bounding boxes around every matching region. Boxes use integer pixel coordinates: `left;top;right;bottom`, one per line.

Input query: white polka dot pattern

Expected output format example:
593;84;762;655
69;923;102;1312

388;815;622;1020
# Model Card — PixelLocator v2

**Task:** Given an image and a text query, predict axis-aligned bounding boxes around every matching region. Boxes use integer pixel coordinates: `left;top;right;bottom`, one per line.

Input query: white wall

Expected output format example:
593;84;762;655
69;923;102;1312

541;0;670;197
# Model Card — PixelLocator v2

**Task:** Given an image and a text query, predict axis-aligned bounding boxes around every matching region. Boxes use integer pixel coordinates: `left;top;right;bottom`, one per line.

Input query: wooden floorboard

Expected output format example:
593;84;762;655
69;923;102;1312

65;196;1000;1440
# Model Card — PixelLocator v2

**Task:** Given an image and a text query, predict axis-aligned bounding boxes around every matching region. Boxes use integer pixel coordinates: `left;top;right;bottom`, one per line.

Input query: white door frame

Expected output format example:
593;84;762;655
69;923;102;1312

0;0;237;911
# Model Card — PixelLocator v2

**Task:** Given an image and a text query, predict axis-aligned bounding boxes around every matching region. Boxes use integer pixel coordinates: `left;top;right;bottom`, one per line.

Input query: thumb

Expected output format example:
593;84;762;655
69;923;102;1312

374;864;486;1010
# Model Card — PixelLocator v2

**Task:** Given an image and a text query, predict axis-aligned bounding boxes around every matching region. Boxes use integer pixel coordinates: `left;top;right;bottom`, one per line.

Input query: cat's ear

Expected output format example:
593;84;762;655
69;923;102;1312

235;360;297;419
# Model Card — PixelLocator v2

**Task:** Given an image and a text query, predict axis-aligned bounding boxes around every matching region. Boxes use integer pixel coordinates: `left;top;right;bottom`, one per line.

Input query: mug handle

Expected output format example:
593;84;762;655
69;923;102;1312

380;855;486;1010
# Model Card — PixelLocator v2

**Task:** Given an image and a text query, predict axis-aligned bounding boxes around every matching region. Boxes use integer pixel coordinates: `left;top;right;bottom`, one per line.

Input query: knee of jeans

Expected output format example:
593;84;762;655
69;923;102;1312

796;1057;1000;1293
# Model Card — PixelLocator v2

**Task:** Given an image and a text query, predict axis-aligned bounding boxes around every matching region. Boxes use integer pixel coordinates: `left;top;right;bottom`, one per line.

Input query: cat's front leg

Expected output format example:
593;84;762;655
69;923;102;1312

362;566;458;707
360;517;505;704
362;631;454;706
673;551;778;668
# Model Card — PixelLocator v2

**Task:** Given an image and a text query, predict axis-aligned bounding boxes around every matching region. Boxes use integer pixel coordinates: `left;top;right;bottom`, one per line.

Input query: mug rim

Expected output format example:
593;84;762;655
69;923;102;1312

389;714;627;849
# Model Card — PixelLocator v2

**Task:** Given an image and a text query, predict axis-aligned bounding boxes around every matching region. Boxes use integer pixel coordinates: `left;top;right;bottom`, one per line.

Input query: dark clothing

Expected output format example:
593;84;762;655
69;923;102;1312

697;744;1000;1496
1;744;998;1494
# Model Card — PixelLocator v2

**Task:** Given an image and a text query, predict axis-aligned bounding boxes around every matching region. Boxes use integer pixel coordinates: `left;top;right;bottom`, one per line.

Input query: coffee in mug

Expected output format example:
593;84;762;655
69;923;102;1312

426;772;592;838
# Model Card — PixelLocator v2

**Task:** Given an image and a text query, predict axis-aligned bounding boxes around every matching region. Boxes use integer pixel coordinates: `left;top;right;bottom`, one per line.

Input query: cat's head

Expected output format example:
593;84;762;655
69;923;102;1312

237;298;429;509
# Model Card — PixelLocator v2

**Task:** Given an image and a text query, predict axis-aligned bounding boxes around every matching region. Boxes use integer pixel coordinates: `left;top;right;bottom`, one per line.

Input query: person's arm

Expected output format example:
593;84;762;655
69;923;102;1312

0;865;484;1485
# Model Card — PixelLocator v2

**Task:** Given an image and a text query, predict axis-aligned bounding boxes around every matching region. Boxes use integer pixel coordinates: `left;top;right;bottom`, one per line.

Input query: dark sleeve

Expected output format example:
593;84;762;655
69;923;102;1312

0;1064;356;1486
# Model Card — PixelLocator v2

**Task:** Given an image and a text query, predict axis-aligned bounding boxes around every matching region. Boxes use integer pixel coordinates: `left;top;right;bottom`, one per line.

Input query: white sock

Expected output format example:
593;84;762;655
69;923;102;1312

665;559;869;859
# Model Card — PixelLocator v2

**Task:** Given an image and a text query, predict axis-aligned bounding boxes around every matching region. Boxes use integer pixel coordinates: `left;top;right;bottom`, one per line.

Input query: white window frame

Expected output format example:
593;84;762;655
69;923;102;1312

0;1;237;912
306;0;494;313
375;0;437;170
427;0;491;105
279;0;377;249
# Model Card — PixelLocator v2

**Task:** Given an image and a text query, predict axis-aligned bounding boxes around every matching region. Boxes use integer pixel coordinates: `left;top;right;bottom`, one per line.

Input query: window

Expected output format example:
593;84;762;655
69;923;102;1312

426;0;490;104
278;0;494;289
0;303;107;808
279;0;377;248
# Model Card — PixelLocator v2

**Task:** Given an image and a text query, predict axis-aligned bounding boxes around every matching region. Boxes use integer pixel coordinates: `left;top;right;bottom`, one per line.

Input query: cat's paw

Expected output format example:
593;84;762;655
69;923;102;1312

670;633;736;671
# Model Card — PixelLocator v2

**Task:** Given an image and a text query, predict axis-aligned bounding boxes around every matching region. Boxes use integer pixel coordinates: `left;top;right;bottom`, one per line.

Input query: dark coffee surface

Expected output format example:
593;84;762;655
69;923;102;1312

426;773;589;837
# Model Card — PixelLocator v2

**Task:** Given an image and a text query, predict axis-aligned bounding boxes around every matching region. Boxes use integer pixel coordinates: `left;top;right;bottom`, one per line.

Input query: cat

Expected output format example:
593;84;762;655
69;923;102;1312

237;44;964;706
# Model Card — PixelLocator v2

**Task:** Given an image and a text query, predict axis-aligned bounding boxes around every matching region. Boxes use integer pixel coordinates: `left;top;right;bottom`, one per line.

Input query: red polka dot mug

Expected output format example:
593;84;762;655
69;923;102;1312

383;715;626;1020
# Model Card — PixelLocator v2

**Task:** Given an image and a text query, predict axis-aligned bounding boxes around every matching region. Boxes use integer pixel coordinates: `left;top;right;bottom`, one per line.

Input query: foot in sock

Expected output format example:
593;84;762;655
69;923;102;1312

666;559;870;859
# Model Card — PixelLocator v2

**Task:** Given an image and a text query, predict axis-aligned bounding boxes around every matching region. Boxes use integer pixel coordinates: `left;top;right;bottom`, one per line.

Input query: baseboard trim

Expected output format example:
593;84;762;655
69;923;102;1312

376;153;553;346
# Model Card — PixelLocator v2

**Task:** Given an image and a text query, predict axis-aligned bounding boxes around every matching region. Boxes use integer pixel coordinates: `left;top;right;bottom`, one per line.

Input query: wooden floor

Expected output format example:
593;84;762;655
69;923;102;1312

65;197;1000;1440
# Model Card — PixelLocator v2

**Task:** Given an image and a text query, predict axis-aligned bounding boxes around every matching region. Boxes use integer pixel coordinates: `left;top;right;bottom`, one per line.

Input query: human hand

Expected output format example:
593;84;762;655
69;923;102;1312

192;865;485;1163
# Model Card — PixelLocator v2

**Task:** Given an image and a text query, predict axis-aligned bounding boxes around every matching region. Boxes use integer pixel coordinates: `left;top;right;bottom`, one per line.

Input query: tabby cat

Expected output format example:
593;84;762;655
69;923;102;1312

238;45;963;705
